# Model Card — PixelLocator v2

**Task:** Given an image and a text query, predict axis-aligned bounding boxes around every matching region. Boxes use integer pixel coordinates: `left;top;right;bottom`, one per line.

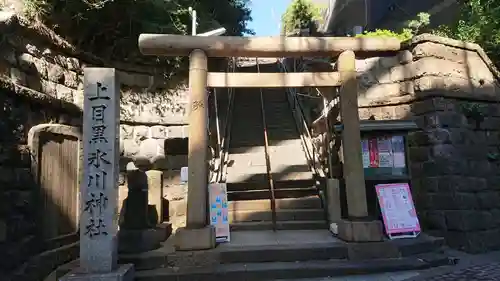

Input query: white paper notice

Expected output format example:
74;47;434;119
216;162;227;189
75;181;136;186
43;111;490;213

377;137;393;168
361;139;370;168
391;136;406;168
180;167;188;183
209;183;230;243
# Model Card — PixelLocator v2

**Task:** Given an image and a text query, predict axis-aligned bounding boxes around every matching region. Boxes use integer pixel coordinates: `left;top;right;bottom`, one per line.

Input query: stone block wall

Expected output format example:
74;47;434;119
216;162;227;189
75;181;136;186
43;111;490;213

0;12;191;235
0;77;81;273
353;34;500;253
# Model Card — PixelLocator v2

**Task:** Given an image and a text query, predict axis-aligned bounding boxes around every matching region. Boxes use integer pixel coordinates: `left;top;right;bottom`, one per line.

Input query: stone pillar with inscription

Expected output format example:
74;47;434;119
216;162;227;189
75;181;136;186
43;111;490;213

174;49;216;251
61;68;134;281
336;51;384;244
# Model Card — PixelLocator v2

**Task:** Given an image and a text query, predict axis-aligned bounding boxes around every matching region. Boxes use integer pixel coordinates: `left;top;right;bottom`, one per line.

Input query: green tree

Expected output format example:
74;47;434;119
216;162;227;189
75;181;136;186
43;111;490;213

281;0;322;34
21;0;252;87
22;0;252;78
433;0;500;64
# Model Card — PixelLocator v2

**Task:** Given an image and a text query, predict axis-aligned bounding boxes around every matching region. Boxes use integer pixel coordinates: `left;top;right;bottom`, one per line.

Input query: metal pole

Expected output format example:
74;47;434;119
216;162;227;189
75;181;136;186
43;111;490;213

189;7;197;35
256;58;277;232
214;89;221;157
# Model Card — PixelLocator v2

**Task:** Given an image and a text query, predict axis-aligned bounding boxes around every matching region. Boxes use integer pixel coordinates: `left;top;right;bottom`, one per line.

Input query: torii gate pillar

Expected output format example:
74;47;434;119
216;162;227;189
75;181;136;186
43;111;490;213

336;50;384;242
174;49;216;251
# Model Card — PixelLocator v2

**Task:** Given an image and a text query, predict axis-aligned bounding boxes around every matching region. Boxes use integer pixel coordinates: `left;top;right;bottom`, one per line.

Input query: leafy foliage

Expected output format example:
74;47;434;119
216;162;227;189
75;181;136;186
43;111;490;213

22;0;253;86
432;0;500;64
357;12;430;41
356;29;413;41
281;0;322;34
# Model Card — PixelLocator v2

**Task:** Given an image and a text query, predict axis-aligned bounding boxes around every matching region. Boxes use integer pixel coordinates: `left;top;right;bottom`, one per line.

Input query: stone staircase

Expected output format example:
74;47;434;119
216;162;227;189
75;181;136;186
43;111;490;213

224;61;326;231
46;231;450;281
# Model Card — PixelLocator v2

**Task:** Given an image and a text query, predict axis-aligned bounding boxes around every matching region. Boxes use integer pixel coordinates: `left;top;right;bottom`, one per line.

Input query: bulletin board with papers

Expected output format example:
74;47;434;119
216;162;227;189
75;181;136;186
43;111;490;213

361;135;408;180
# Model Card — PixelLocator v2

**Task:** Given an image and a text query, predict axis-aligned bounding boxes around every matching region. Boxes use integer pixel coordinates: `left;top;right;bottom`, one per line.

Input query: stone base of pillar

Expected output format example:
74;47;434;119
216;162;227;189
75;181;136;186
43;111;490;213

118;222;172;254
174;225;216;251
60;264;134;281
337;219;384;242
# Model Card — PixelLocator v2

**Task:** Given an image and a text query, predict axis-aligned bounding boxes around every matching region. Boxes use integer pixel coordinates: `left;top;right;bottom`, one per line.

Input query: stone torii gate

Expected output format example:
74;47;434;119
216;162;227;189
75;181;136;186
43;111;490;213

138;34;401;251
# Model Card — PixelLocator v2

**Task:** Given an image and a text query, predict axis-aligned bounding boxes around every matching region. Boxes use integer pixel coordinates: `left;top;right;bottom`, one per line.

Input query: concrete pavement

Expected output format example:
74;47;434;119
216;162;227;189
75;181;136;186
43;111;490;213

278;250;500;281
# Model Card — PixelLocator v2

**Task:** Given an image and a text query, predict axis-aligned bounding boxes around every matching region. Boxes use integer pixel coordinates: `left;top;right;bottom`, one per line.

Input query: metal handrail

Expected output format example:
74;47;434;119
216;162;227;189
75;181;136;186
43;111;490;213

256;58;277;231
214;58;236;183
277;58;326;178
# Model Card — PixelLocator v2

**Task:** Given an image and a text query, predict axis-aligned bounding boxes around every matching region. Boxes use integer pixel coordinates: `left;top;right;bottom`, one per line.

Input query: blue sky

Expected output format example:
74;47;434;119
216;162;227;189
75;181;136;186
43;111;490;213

248;0;291;36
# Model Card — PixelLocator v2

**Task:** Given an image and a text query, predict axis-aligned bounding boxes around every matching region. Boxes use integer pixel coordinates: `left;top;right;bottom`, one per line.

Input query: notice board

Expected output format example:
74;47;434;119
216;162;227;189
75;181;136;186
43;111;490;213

361;135;408;179
375;183;420;239
361;136;406;169
208;183;230;243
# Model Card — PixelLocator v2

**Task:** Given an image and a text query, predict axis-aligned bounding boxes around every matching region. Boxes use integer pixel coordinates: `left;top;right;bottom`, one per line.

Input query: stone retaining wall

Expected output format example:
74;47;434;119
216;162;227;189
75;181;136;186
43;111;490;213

0;77;81;273
0;11;191;274
0;13;190;164
302;34;500;253
0;12;192;236
355;34;500;253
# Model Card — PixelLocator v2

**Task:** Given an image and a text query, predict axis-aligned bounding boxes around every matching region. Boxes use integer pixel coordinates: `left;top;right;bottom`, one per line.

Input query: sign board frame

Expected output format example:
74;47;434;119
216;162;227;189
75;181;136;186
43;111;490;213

375;183;420;239
208;183;230;243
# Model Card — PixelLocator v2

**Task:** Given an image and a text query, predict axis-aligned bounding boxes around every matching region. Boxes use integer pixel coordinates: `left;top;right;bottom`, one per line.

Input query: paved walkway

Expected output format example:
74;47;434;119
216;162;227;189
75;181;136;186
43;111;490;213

280;250;500;281
405;250;500;281
414;262;500;280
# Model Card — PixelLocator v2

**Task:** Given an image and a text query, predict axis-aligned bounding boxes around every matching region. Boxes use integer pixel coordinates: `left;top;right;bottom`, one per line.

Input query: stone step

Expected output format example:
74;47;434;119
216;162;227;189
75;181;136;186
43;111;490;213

227;196;322;212
226;179;316;192
218;241;347;264
230;126;297;134
227;187;318;201
229;208;325;223
134;254;450;281
228;139;305;152
225;170;314;183
229;135;301;148
230;220;328;231
48;233;446;274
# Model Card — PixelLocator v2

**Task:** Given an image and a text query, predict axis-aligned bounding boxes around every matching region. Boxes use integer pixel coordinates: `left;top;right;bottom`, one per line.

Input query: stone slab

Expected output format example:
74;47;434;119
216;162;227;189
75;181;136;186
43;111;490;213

59;264;134;281
337;219;384;242
146;170;163;225
346;241;401;261
118;222;172;254
174;226;216;251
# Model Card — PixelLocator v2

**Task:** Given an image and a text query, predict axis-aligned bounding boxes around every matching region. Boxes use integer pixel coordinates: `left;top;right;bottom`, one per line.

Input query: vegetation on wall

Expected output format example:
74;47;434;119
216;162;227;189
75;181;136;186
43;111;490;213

357;0;500;67
281;0;323;34
22;0;253;86
356;12;430;41
432;0;500;65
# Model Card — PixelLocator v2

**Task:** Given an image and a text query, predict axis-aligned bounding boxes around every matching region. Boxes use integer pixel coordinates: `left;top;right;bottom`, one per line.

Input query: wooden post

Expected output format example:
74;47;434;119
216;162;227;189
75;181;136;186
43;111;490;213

174;49;216;251
338;50;368;218
336;51;384;244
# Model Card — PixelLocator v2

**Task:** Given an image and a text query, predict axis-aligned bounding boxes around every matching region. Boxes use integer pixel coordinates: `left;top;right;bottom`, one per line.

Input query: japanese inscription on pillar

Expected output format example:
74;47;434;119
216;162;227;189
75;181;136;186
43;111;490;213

81;68;120;273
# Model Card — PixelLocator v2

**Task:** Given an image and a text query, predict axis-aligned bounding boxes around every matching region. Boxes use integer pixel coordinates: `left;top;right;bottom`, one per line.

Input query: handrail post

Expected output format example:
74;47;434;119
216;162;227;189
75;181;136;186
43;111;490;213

256;58;277;232
213;89;221;158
